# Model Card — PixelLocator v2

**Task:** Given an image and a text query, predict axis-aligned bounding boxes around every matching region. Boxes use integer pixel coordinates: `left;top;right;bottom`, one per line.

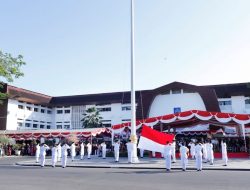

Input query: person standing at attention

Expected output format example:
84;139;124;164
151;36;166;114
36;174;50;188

164;141;172;172
70;142;76;162
195;142;203;171
35;143;40;163
100;141;107;159
51;144;58;168
179;142;189;171
221;140;228;166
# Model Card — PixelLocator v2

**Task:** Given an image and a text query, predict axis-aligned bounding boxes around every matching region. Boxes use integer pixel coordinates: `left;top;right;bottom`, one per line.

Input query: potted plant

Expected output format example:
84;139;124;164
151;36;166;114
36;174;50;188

12;144;22;156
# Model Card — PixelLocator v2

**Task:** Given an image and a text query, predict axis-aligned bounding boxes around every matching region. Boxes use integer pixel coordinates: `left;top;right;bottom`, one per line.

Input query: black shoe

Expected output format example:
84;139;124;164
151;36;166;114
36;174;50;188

223;164;227;166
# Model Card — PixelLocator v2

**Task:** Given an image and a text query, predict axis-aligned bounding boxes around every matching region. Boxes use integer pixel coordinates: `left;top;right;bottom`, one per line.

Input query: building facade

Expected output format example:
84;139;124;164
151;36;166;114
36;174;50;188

1;81;250;131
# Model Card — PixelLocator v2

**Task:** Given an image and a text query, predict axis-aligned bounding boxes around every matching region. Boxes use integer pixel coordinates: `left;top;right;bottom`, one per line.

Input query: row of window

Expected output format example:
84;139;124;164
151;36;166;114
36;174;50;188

56;125;70;129
56;110;71;114
18;122;51;129
219;99;250;106
18;105;52;114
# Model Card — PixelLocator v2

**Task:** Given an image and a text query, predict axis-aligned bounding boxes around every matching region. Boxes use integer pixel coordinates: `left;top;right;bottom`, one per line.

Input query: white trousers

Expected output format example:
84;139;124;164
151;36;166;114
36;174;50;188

196;155;202;170
52;155;57;167
87;150;91;159
180;156;188;170
102;150;106;158
36;155;39;163
127;151;132;163
61;155;67;168
114;150;119;161
165;155;172;170
40;155;46;167
222;154;228;165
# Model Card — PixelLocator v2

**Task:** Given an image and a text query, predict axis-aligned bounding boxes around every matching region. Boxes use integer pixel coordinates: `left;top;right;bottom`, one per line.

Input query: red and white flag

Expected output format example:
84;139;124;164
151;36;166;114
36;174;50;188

138;125;174;153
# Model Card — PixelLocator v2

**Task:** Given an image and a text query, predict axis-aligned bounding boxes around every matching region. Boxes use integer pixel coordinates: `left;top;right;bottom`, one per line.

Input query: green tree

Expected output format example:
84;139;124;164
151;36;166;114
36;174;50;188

0;50;26;104
81;107;103;128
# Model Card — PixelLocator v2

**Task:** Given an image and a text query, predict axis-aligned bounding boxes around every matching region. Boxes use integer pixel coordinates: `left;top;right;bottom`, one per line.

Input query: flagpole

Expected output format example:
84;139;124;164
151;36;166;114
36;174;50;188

130;0;139;163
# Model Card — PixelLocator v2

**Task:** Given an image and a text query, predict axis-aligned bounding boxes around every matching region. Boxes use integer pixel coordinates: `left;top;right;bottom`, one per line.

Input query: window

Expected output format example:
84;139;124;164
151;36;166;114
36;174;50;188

172;89;182;94
97;107;111;112
122;119;131;123
33;124;38;128
47;110;52;114
57;125;62;129
219;101;232;106
25;123;31;127
17;122;22;127
41;109;45;113
122;106;131;111
34;108;39;112
102;123;111;127
57;110;63;114
245;99;250;105
47;125;51;129
64;125;70;129
18;105;24;109
26;106;32;111
40;125;44;129
64;110;71;114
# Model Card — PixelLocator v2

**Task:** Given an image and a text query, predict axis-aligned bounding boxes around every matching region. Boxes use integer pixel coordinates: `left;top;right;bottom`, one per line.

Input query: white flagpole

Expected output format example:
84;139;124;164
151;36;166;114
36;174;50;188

130;0;139;163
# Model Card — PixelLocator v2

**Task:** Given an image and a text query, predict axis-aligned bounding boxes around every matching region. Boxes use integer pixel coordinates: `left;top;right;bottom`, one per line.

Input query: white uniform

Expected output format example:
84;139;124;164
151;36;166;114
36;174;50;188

57;144;62;161
51;146;58;167
179;145;189;171
80;143;85;160
126;142;133;163
195;143;203;171
101;143;107;159
86;143;92;159
40;145;49;167
140;148;144;158
188;142;195;159
70;143;76;161
113;142;120;162
164;144;172;171
207;143;214;164
61;144;70;168
171;141;176;162
221;142;228;166
202;143;208;162
152;151;156;157
35;144;40;163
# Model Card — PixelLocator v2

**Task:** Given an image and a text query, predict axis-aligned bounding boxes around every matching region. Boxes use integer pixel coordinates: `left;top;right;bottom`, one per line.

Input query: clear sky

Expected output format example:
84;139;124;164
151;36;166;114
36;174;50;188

1;0;250;96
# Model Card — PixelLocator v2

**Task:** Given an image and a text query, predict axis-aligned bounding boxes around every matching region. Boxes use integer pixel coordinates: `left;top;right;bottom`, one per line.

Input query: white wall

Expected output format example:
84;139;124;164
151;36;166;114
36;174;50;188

149;92;206;117
231;96;245;114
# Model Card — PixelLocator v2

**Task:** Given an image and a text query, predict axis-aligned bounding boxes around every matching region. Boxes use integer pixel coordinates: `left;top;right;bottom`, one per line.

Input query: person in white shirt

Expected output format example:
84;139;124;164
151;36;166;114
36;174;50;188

179;143;189;171
51;144;58;167
207;141;214;165
35;143;40;163
113;140;120;162
164;141;172;172
61;143;70;168
86;142;92;159
171;140;176;163
80;142;85;160
100;141;107;159
57;143;62;162
70;142;76;162
152;151;156;158
195;142;203;171
221;140;228;166
188;141;196;159
40;143;50;167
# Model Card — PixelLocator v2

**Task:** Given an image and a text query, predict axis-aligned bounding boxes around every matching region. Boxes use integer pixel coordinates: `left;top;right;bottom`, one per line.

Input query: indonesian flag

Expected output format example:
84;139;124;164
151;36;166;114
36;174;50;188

138;125;175;153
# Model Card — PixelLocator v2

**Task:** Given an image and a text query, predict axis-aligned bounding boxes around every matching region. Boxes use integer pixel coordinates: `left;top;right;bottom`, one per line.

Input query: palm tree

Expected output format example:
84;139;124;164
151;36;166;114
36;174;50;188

81;107;103;128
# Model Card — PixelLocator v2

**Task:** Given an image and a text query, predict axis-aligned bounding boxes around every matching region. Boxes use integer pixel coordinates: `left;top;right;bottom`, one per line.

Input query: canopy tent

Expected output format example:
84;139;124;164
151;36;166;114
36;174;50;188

0;128;111;140
111;110;250;136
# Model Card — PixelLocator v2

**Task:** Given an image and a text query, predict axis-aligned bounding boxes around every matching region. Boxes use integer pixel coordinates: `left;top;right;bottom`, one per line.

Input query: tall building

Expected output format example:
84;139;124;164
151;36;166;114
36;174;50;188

1;81;250;131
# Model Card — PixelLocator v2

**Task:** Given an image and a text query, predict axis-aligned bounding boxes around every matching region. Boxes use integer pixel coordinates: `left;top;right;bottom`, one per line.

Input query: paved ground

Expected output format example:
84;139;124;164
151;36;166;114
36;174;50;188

15;155;250;171
1;156;250;190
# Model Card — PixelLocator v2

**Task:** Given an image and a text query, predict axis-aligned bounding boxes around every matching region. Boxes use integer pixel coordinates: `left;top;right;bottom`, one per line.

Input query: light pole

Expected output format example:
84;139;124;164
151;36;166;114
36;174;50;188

130;0;139;163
